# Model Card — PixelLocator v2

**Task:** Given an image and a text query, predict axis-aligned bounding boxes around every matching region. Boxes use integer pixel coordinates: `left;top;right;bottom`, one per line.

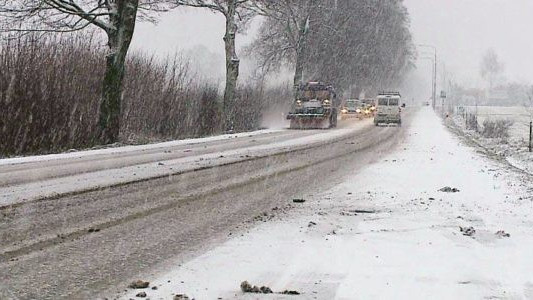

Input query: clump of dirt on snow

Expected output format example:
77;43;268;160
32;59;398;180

135;291;147;298
439;186;460;193
240;281;273;294
495;230;511;238
281;290;301;295
460;226;475;237
240;281;301;295
128;280;150;289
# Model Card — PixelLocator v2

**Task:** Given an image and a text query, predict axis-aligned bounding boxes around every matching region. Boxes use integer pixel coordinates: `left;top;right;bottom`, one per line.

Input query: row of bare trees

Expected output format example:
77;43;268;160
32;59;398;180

248;0;415;96
1;0;414;151
1;1;162;143
0;33;286;155
0;0;261;143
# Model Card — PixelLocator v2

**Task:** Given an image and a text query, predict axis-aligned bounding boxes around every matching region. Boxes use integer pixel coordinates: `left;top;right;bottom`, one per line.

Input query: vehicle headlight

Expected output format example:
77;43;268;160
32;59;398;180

323;99;330;105
356;109;361;113
341;108;348;113
296;100;302;106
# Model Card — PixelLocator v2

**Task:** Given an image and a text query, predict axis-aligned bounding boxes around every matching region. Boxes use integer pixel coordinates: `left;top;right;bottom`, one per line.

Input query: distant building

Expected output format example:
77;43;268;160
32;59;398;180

461;95;476;106
456;88;483;106
485;88;510;106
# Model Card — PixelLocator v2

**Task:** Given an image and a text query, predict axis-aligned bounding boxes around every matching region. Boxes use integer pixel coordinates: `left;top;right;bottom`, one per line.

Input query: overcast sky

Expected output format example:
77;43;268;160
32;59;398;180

132;1;533;88
405;0;533;87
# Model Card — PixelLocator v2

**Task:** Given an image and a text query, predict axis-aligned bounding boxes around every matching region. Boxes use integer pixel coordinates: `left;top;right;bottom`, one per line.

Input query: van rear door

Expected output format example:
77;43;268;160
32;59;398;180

378;97;399;114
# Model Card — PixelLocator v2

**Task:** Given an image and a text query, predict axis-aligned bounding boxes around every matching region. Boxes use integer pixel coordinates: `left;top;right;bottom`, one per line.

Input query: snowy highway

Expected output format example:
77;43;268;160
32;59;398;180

0;118;380;207
3;107;532;299
0;114;411;299
4;0;533;299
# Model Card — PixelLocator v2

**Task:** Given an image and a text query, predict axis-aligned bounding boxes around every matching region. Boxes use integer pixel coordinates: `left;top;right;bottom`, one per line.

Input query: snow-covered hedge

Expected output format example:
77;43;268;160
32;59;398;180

0;34;292;156
481;119;514;140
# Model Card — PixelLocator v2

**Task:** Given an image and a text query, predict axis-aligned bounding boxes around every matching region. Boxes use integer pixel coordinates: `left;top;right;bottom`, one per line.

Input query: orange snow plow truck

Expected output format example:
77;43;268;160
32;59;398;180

286;82;338;129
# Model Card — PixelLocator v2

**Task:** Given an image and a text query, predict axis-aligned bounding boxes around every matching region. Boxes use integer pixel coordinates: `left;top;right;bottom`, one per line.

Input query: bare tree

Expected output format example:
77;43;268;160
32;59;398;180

248;0;414;96
173;0;255;130
0;1;166;144
246;0;323;88
480;48;504;91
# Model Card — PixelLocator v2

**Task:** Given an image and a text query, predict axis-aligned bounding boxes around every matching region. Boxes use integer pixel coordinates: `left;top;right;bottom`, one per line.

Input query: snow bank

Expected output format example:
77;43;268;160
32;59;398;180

0;129;283;166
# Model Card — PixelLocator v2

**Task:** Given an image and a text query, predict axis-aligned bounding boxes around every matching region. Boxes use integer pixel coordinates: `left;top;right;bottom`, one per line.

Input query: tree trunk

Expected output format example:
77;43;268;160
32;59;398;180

98;0;139;144
223;0;240;132
293;15;309;91
293;0;319;94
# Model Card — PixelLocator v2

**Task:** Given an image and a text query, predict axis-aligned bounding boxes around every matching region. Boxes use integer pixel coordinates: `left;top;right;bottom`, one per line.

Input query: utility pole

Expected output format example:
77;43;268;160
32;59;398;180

475;95;479;131
419;55;435;108
440;90;447;117
417;44;437;109
433;50;437;109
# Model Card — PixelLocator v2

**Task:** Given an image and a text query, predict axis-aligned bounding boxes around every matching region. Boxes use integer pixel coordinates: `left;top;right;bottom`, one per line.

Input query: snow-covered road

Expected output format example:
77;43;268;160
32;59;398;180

120;108;533;300
0;119;368;207
1;113;410;299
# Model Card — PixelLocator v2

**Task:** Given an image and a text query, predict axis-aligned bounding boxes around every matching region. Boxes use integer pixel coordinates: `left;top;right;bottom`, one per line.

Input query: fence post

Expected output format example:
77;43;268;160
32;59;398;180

529;121;533;152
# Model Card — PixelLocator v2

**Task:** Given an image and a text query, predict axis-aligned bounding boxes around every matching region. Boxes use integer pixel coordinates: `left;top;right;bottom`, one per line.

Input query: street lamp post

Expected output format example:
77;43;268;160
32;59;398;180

417;44;437;109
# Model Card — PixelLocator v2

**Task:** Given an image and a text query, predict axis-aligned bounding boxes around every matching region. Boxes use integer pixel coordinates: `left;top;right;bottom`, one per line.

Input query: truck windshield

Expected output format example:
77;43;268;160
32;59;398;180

378;98;388;105
300;90;330;101
388;98;399;106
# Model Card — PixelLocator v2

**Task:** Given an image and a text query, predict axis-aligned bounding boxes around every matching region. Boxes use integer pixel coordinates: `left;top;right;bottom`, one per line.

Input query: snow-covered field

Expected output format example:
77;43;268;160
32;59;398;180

464;106;532;142
119;108;533;299
453;106;533;174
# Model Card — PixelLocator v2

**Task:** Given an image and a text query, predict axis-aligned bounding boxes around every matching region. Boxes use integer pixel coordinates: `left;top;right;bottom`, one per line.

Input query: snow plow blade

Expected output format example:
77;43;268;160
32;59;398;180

287;114;332;129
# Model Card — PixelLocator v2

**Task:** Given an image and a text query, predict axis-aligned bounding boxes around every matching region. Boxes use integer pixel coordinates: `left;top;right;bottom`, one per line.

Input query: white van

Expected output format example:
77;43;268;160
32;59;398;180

374;92;401;126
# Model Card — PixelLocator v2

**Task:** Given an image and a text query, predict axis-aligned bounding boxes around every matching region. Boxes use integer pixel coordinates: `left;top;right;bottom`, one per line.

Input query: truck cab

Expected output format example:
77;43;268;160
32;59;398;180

286;82;338;129
374;92;401;126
